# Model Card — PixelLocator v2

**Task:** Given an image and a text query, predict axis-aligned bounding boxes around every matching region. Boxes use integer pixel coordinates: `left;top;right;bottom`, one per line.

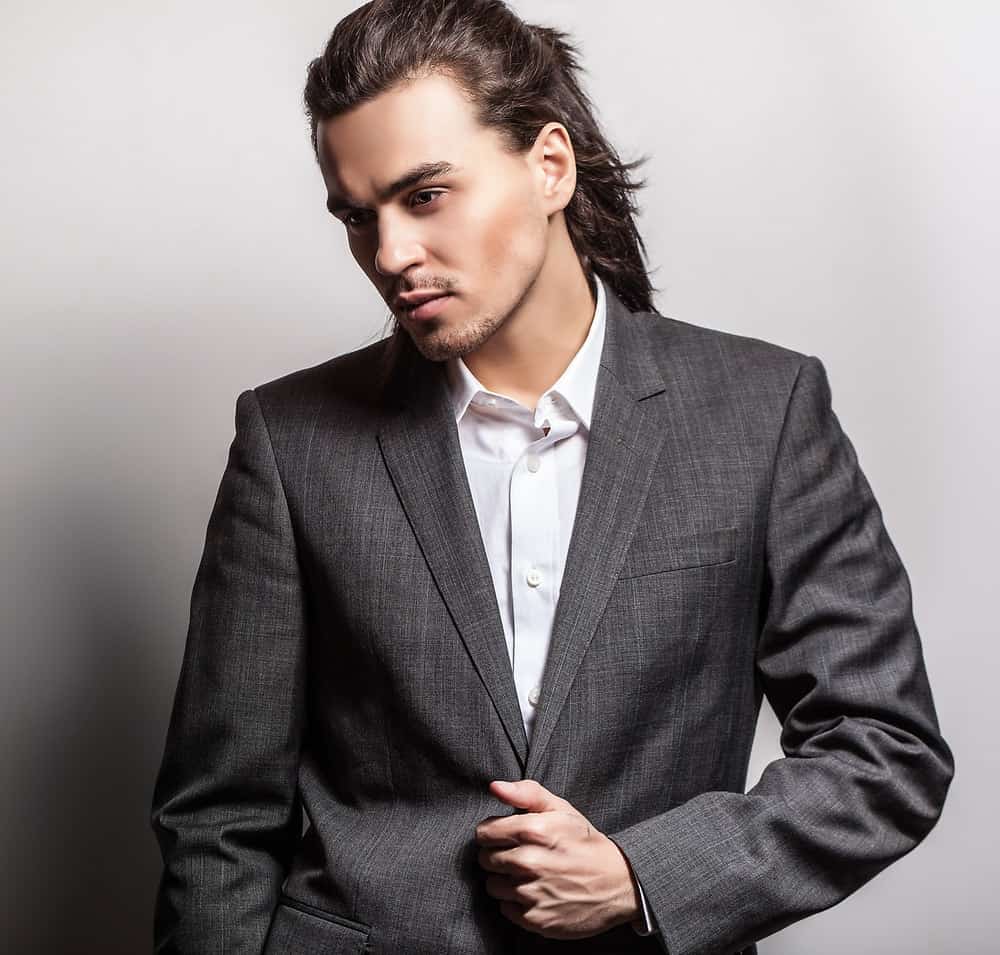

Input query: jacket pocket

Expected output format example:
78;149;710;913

263;893;372;954
617;525;737;579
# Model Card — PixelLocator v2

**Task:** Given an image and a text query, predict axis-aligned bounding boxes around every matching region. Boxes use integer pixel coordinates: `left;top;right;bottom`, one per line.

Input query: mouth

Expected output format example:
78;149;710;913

398;292;454;322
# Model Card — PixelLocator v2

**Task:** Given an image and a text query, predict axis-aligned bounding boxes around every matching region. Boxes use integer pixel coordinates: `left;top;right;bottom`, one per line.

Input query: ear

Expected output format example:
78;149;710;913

531;121;577;215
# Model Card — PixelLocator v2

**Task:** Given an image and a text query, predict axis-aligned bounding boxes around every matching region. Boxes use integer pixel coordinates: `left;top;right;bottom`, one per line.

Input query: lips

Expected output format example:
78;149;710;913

400;293;454;321
396;291;450;311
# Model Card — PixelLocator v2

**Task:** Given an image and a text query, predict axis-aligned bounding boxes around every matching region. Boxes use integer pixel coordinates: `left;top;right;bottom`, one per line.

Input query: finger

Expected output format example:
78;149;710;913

477;844;543;877
474;829;521;848
475;810;574;847
473;814;516;846
477;846;514;874
483;873;534;905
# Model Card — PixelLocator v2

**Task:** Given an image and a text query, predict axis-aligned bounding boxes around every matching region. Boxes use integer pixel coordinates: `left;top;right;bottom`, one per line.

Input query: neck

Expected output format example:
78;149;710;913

461;252;596;410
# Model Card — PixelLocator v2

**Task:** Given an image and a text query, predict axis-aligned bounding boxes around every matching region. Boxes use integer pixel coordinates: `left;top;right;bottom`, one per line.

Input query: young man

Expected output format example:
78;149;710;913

150;2;953;953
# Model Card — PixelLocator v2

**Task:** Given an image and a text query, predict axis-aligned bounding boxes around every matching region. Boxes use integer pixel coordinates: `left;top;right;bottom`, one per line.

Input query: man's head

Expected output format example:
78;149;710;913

304;0;655;362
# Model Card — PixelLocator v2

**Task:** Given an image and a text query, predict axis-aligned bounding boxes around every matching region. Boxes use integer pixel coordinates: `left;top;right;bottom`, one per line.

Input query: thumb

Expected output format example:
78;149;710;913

490;778;573;813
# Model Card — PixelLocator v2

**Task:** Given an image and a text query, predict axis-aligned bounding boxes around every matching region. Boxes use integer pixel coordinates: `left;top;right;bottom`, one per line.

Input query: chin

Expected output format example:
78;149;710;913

406;320;489;363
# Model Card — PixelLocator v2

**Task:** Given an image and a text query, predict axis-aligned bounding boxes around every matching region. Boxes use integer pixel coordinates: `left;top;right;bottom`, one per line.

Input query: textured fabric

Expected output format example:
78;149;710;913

150;284;953;955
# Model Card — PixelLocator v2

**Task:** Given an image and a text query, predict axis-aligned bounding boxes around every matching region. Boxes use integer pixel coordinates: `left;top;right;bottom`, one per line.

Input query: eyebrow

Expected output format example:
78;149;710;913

326;161;460;216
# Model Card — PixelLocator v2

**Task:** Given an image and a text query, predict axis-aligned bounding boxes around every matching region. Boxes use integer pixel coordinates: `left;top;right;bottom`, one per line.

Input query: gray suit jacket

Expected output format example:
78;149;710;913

151;285;953;955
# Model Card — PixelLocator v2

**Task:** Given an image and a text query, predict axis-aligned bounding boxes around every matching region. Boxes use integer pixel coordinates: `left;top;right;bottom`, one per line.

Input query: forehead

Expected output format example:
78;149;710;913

316;72;507;200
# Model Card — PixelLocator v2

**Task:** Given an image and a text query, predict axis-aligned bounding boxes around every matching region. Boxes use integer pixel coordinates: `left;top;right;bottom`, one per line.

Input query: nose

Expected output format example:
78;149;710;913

374;213;425;277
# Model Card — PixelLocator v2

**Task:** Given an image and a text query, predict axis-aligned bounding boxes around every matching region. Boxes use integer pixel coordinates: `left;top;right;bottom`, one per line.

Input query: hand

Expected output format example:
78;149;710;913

474;779;642;940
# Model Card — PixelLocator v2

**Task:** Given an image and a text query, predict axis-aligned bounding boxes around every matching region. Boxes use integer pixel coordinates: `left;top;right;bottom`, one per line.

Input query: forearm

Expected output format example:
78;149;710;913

612;720;951;955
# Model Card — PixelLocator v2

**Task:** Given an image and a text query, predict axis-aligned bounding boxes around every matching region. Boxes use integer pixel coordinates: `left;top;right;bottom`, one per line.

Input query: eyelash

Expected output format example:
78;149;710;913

343;190;444;229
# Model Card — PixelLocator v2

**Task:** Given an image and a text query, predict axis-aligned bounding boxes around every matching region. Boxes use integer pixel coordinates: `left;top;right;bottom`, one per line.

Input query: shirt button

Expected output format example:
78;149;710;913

528;686;541;707
486;396;498;406
525;453;541;473
526;568;543;588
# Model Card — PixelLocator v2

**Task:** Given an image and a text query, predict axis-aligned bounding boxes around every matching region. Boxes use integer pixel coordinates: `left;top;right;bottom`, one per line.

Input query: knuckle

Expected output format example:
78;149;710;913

515;846;542;874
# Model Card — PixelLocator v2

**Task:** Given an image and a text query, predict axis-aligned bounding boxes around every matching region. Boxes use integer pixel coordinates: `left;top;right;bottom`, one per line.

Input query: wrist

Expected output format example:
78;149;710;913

607;837;643;927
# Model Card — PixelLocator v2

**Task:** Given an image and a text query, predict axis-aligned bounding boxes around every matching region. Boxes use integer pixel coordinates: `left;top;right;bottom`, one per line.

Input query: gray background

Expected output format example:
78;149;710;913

2;1;995;952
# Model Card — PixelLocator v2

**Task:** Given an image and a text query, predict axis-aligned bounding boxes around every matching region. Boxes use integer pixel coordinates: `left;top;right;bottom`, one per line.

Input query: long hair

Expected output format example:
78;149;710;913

303;0;659;324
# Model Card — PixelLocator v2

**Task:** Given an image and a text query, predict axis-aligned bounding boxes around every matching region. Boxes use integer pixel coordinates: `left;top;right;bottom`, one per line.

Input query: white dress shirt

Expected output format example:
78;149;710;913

444;276;659;939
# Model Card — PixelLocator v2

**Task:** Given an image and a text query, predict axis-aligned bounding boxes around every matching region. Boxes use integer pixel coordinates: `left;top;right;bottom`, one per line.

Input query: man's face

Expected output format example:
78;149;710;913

316;72;551;361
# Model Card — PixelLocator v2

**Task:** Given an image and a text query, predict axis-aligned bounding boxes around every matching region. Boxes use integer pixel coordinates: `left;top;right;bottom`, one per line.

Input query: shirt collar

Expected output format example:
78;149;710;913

444;275;607;430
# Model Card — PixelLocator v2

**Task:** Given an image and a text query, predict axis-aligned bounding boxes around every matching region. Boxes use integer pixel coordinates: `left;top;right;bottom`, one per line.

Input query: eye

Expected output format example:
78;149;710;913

410;189;444;209
343;209;374;230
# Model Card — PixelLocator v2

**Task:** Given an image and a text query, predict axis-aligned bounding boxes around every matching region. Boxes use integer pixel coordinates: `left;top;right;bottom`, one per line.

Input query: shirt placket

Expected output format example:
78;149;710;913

509;395;578;736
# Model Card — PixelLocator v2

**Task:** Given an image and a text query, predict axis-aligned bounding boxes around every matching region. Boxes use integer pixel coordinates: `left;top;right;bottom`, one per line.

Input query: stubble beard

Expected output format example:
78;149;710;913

403;304;509;362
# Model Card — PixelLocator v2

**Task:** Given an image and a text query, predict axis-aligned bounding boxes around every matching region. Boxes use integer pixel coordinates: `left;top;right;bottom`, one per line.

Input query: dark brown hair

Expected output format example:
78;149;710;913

303;0;659;318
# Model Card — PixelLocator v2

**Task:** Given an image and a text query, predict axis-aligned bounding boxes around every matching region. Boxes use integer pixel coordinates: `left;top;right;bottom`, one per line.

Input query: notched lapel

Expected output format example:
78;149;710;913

377;349;529;767
524;291;669;779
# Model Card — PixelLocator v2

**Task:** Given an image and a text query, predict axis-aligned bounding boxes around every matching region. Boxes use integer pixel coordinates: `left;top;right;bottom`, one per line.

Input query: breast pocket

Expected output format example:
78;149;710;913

263;894;372;955
617;525;737;579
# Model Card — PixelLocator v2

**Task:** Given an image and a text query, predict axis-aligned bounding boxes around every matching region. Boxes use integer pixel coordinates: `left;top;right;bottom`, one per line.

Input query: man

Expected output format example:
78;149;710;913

150;2;953;953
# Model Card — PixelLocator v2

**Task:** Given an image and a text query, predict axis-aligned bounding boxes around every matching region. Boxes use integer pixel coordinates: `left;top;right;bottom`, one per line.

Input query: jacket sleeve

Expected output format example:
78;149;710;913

150;389;307;954
608;355;954;955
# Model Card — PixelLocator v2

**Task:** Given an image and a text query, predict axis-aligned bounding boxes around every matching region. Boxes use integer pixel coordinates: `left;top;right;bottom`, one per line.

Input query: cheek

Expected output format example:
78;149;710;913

471;192;546;278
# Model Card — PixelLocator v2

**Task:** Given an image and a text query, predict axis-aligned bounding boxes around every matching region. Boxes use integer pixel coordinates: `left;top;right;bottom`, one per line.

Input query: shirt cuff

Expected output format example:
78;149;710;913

630;876;659;936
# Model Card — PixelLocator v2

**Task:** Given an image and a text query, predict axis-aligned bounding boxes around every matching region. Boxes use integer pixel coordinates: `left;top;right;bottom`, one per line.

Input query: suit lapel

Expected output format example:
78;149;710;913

524;290;667;778
376;286;667;776
377;345;530;768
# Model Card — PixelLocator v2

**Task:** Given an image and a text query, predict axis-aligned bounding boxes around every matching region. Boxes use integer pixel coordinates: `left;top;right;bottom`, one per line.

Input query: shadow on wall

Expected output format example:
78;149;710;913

5;489;186;954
